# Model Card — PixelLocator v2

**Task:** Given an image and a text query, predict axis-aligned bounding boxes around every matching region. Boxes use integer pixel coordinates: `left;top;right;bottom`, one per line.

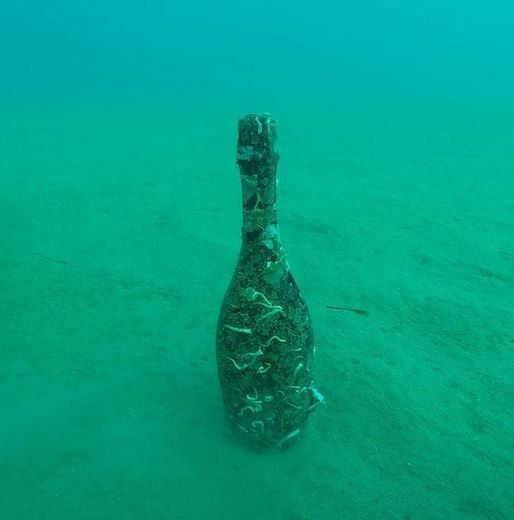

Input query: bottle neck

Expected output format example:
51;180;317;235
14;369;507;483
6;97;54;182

236;114;280;245
240;168;278;240
236;114;290;284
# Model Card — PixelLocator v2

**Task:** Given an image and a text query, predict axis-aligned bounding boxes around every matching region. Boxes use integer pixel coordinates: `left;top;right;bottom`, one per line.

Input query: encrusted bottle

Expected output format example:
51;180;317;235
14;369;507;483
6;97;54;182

216;113;324;451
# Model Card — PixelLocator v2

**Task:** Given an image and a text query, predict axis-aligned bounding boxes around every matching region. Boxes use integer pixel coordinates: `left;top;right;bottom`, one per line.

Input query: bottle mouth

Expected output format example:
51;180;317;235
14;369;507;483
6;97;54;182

237;113;278;159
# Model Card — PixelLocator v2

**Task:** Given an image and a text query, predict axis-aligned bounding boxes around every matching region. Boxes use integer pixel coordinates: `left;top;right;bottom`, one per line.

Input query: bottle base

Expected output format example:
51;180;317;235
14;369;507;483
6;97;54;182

228;419;308;453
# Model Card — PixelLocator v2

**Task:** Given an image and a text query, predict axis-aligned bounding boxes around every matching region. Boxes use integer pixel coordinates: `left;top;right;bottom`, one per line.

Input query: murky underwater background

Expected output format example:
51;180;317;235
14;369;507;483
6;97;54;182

1;1;514;518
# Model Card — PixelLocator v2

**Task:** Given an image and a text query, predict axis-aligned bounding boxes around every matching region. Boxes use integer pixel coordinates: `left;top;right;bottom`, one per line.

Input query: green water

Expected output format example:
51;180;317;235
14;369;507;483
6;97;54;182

1;1;513;519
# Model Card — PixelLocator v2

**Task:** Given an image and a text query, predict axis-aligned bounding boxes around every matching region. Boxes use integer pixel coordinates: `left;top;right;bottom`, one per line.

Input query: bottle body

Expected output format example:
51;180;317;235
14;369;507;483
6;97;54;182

216;114;323;451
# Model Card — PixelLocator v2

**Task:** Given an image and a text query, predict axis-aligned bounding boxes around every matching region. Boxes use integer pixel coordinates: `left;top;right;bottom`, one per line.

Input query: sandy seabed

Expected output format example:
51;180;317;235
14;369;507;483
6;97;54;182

1;99;513;519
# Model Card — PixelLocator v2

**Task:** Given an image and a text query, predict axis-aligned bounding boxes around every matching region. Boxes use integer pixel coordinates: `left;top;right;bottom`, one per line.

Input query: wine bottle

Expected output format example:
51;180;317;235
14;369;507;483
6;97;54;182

216;113;324;451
